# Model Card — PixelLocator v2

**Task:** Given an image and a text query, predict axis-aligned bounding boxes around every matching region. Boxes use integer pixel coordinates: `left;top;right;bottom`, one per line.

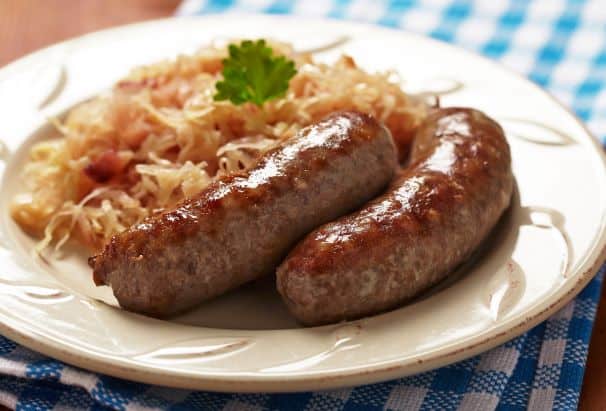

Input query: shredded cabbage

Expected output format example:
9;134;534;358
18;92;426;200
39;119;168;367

11;41;426;252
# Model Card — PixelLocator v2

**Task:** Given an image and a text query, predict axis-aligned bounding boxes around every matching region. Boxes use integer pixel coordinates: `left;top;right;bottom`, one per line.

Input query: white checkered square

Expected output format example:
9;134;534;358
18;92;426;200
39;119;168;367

347;0;385;22
476;347;520;375
500;52;537;75
385;385;427;411
474;1;511;16
457;392;499;411
58;368;99;392
551;88;575;106
551;59;592;88
567;26;606;58
399;9;442;34
538;339;567;366
0;392;17;411
0;358;28;379
457;18;498;48
581;0;606;23
293;0;333;17
526;0;567;20
551;301;575;321
509;22;551;51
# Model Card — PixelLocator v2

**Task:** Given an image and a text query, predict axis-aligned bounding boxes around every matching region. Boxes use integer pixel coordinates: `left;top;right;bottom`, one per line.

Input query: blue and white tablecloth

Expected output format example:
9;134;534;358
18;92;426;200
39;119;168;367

1;1;605;410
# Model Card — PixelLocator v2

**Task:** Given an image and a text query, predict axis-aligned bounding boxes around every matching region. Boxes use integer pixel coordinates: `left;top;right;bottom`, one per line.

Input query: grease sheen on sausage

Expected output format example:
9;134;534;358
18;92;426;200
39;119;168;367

276;107;513;326
89;111;398;317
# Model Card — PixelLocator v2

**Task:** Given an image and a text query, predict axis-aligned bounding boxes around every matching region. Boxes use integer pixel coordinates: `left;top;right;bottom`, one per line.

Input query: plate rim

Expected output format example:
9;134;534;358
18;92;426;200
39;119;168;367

0;13;605;392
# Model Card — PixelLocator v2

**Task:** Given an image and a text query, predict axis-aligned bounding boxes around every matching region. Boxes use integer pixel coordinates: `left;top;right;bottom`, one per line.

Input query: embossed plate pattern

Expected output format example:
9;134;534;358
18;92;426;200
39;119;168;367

0;15;605;392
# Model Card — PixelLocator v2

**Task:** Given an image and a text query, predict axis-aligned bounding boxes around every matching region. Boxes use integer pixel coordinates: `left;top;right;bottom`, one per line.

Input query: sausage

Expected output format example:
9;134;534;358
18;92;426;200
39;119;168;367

276;107;513;325
89;111;398;317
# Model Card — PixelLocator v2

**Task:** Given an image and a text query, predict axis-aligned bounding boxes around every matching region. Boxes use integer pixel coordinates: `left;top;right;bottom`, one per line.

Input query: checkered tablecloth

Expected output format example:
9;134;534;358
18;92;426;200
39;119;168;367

0;1;605;410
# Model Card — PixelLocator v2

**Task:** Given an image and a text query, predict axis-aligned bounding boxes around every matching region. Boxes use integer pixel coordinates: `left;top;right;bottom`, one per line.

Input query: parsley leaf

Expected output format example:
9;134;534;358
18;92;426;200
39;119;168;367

214;40;297;107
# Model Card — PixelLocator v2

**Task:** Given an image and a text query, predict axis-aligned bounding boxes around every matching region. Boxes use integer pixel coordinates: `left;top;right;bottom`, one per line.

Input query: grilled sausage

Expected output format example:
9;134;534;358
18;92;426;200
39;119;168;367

277;107;513;325
89;111;398;317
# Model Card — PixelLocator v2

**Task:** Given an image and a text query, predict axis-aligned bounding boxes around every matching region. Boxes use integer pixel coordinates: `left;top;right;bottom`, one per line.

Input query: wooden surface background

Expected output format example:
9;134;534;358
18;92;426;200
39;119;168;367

0;1;603;410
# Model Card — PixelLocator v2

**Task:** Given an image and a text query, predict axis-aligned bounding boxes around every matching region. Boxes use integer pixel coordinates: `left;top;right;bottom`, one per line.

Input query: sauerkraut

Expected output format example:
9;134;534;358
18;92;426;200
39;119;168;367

11;41;426;251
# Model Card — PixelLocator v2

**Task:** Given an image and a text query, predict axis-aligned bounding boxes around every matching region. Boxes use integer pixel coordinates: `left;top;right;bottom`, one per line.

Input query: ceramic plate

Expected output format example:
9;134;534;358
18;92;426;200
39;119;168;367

0;15;605;392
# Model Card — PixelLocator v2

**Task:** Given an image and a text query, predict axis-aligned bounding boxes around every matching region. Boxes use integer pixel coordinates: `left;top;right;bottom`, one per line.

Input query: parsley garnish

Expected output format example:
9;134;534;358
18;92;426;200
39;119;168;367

214;40;297;107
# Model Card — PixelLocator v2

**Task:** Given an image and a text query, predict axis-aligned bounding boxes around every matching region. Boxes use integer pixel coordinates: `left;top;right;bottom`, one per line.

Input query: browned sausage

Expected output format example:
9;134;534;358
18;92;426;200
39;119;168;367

89;111;398;317
276;107;513;325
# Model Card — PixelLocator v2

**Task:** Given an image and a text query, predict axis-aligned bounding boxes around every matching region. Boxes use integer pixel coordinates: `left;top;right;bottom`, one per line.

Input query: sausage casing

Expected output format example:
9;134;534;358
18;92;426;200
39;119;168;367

277;107;514;325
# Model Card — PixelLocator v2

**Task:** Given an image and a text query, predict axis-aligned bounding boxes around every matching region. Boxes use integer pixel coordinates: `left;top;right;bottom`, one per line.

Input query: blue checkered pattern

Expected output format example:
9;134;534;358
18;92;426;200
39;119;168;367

0;1;604;410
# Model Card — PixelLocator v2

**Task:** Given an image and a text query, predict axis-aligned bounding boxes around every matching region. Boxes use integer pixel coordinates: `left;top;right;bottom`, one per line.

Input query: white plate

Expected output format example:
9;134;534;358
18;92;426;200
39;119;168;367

0;15;605;393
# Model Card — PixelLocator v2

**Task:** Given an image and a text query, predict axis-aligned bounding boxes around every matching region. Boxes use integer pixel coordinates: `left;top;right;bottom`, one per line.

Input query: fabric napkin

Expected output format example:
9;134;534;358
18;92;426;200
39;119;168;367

1;0;605;409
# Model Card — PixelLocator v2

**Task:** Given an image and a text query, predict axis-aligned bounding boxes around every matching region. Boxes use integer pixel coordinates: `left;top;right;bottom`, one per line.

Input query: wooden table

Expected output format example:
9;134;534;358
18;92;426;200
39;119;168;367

0;1;603;410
